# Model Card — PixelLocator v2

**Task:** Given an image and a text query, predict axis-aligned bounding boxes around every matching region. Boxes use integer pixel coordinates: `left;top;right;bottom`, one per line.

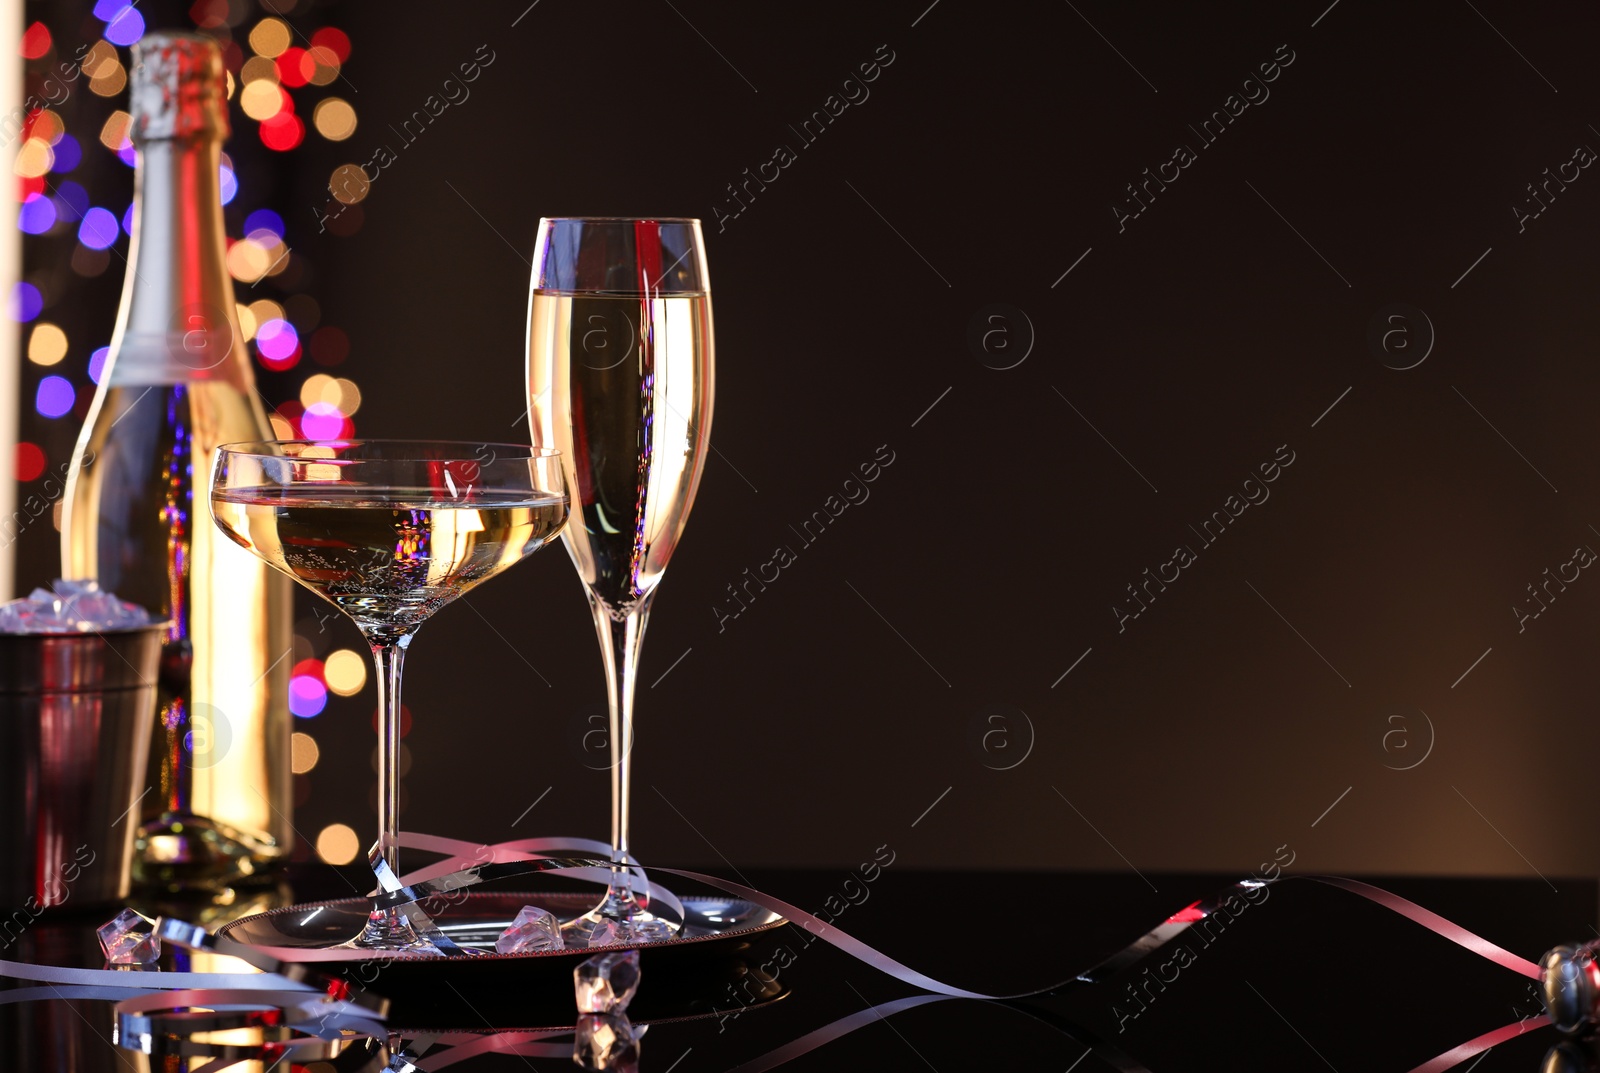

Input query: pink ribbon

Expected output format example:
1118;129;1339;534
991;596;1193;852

0;830;1562;1073
1405;1015;1550;1073
1309;876;1540;978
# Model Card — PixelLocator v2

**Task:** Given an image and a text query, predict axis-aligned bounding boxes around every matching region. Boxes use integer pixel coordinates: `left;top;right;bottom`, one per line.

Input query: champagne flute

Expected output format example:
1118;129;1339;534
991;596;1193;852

210;440;568;951
526;218;714;944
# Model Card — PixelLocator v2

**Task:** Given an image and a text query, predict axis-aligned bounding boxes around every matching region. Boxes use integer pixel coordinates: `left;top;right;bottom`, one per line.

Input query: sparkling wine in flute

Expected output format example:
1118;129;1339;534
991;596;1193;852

211;486;568;641
527;216;715;944
528;293;713;605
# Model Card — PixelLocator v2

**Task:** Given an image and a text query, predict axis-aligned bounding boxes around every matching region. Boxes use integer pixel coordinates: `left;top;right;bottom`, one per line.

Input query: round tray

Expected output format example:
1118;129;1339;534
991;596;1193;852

218;890;791;1026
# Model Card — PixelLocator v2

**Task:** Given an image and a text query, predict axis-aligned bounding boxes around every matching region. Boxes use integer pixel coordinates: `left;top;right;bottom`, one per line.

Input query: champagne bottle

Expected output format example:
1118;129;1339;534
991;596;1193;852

60;33;293;885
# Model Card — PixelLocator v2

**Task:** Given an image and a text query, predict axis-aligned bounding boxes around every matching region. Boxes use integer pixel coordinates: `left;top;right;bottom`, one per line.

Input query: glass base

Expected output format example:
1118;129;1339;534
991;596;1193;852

338;906;449;954
133;813;284;889
562;890;681;948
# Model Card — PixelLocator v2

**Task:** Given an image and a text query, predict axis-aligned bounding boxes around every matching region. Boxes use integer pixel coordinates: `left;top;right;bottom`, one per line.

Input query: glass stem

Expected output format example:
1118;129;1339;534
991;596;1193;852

590;591;653;916
369;636;412;877
348;632;431;951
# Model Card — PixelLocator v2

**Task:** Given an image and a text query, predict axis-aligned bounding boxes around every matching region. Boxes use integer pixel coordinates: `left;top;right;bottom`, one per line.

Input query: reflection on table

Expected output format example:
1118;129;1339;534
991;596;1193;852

0;869;1593;1071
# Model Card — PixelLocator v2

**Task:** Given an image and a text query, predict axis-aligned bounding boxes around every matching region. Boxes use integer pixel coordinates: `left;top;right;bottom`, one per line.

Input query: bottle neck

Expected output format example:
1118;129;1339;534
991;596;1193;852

107;136;250;390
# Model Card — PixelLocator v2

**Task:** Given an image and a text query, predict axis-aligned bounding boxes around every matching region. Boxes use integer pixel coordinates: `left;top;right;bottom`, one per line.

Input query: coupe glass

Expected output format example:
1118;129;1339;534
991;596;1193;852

210;439;568;951
526;218;714;944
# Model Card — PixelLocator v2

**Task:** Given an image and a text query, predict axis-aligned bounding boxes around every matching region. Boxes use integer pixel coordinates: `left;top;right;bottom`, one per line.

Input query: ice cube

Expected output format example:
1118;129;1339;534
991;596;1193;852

494;905;564;955
97;908;159;966
573;1011;642;1071
575;949;640;1013
0;580;152;634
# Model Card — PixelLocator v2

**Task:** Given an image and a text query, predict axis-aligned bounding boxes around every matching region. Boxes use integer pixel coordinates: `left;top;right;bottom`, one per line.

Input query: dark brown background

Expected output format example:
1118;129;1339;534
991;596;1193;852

17;0;1600;882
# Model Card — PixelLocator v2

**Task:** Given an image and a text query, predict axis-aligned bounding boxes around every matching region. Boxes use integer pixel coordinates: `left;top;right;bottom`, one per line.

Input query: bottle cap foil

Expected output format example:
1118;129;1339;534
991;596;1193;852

130;32;229;142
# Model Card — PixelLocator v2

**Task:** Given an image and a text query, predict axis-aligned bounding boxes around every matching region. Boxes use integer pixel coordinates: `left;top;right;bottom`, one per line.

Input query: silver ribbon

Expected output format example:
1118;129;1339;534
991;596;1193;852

0;829;1560;1073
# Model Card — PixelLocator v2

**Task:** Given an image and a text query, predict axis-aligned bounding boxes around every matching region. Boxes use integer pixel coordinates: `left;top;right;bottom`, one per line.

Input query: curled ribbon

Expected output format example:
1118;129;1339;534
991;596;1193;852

372;836;1557;1072
379;836;1546;1000
0;831;1565;1073
114;986;387;1064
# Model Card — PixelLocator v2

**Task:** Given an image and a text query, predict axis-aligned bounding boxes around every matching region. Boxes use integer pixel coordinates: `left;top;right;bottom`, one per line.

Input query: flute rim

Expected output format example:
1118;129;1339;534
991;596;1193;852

538;216;702;225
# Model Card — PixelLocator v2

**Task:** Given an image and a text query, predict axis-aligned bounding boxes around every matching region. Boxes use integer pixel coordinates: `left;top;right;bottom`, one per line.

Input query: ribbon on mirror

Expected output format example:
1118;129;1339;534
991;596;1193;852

0;829;1578;1073
374;835;1564;1072
372;835;1547;997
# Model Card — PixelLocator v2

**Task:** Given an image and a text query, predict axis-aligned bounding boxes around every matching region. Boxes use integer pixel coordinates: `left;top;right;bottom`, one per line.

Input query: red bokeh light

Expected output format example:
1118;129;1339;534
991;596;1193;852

14;442;46;482
260;112;305;152
20;23;52;61
276;46;309;87
292;658;325;682
310;27;351;63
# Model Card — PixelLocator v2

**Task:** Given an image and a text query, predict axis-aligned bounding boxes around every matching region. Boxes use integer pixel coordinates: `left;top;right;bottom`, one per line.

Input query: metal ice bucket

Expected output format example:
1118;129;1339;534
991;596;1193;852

0;624;165;913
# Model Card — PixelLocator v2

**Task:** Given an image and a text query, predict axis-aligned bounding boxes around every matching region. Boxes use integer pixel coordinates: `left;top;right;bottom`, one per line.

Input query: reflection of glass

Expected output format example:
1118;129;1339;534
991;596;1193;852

1545;1041;1599;1073
527;218;714;943
210;440;567;951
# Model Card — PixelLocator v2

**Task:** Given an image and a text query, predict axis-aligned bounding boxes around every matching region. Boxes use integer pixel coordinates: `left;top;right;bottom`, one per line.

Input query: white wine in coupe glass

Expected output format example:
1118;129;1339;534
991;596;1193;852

211;440;568;951
527;218;714;944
